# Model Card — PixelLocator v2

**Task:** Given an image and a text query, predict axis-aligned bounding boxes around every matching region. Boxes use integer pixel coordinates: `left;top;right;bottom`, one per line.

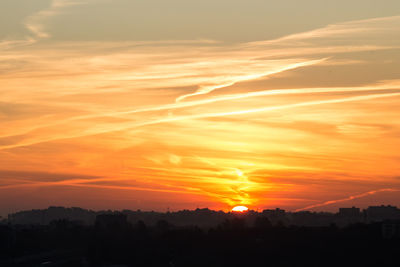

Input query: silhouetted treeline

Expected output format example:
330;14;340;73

6;207;231;228
6;205;400;228
1;214;400;267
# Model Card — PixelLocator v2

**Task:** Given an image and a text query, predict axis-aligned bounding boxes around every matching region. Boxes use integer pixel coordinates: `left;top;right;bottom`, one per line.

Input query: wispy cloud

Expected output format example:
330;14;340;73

1;90;399;150
248;15;400;45
175;59;327;102
24;0;85;39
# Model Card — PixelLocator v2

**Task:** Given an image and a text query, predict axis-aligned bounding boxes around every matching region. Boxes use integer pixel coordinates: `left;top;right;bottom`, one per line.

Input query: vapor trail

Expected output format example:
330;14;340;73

1;91;400;151
295;188;400;212
4;83;398;143
175;58;326;102
91;84;400;119
136;92;400;127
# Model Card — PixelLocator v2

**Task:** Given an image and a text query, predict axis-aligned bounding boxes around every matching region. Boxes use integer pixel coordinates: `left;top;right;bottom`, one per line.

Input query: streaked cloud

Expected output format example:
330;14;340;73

24;0;86;39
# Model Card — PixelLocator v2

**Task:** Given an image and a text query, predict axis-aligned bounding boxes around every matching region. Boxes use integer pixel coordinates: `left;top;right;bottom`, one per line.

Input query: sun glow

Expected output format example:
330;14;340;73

232;206;249;212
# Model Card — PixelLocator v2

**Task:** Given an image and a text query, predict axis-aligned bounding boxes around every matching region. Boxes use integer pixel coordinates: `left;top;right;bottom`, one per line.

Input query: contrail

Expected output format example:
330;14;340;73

175;58;326;102
1;91;400;151
247;15;400;46
3;83;398;143
295;188;400;212
66;83;400;121
137;92;400;127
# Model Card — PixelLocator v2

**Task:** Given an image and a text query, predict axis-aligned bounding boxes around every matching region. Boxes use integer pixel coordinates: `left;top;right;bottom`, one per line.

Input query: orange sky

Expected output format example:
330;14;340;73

1;1;400;215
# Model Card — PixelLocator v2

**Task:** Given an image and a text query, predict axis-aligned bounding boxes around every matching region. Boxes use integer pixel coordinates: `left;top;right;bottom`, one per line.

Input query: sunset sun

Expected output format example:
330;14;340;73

232;206;249;213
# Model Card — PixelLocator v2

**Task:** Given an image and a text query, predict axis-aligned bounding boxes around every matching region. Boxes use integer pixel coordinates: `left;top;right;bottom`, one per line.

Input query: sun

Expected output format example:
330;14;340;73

232;206;249;212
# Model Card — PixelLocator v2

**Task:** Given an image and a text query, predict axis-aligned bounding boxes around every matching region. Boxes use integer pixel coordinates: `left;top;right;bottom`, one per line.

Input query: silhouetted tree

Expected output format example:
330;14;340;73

254;216;272;229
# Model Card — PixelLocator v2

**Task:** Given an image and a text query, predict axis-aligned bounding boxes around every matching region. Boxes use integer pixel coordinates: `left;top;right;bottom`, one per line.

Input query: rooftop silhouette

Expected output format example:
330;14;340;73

1;206;399;267
5;205;400;228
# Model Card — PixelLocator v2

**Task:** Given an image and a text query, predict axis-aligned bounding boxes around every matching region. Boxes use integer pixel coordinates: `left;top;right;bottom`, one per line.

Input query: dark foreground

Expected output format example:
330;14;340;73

1;218;400;267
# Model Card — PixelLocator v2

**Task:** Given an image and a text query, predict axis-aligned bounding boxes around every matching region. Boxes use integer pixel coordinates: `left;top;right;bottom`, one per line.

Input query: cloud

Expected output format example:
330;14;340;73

89;82;400;118
0;169;100;182
23;0;86;39
175;58;327;102
249;15;400;45
1;89;399;151
0;39;36;50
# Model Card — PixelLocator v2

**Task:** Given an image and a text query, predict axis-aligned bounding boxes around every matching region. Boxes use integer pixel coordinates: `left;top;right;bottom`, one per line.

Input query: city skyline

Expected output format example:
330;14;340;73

5;204;400;228
1;1;400;216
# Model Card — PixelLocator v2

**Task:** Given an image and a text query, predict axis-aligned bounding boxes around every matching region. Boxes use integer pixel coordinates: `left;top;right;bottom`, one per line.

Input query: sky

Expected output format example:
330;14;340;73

1;0;400;216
